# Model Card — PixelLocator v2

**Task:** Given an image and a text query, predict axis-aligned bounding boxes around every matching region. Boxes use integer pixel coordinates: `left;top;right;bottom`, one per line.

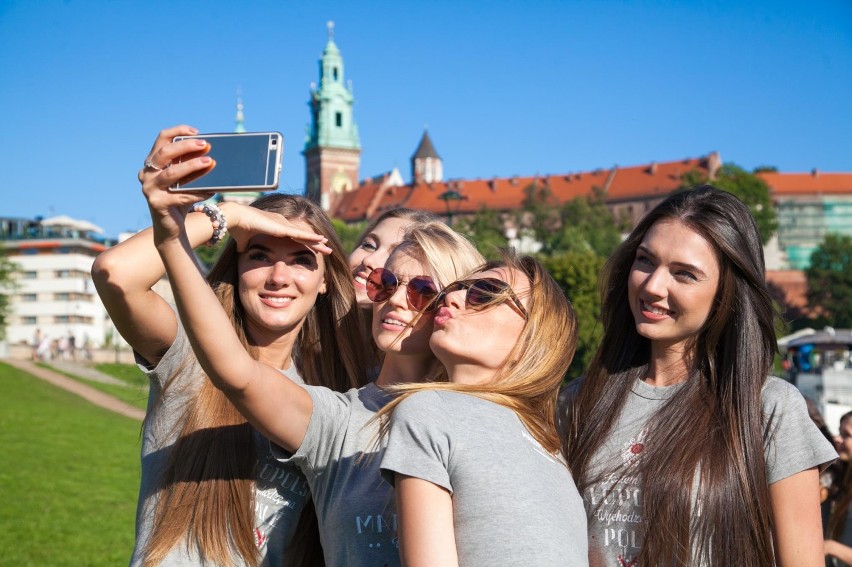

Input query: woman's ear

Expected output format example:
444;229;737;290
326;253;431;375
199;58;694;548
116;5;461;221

319;279;328;295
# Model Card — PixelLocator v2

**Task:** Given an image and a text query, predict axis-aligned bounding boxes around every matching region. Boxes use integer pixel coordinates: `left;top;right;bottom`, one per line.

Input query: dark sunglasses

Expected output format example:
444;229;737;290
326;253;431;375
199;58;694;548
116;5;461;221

435;277;528;320
366;268;439;311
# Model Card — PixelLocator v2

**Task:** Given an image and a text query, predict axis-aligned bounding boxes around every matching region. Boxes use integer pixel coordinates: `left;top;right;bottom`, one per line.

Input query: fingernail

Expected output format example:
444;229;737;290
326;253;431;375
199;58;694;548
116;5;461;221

188;127;198;134
200;157;212;164
195;139;207;147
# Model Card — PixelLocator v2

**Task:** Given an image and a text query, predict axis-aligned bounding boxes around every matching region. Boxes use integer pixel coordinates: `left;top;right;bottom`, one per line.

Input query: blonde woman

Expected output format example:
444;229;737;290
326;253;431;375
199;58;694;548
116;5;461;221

93;126;367;566
378;254;589;566
138;144;485;566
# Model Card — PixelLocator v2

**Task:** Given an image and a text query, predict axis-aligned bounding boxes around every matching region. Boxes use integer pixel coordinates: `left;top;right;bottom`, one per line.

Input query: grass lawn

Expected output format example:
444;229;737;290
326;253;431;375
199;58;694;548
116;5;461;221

0;362;141;566
39;362;150;411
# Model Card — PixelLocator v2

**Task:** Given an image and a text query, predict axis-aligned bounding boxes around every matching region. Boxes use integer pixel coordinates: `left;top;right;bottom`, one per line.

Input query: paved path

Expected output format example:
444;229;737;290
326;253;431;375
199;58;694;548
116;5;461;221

5;358;146;421
50;359;128;385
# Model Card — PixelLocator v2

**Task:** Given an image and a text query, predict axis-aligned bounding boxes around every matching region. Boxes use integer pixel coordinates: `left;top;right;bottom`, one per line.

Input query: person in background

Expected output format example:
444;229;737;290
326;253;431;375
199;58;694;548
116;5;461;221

93;125;367;567
563;186;836;567
348;208;436;368
825;411;852;566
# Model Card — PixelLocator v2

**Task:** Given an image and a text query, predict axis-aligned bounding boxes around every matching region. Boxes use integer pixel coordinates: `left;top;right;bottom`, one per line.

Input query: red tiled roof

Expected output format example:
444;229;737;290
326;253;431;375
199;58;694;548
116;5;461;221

758;172;852;196
334;155;717;220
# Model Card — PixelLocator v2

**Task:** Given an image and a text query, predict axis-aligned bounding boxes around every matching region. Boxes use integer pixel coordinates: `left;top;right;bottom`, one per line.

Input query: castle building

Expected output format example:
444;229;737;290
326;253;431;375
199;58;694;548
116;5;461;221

411;129;443;184
303;21;361;212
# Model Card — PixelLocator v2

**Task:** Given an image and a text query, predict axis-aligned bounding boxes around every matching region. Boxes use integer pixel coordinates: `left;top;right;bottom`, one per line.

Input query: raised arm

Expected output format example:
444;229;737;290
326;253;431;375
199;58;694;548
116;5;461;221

770;467;824;567
137;126;330;452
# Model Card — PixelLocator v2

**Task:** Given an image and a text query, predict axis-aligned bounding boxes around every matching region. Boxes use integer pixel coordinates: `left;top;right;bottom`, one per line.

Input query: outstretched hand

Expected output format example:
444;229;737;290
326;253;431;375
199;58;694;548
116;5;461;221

225;203;333;256
139;125;216;242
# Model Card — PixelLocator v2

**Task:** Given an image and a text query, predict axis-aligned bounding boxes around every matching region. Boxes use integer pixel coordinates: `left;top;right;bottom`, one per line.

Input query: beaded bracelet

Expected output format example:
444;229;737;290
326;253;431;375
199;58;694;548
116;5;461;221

191;202;228;247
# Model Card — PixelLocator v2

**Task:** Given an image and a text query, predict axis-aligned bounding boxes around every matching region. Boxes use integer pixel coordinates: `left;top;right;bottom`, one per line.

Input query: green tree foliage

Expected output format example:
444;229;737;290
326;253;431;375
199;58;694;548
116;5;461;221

456;206;509;260
806;234;852;328
519;182;622;257
551;187;622;257
538;252;605;379
0;255;21;340
332;218;366;254
680;163;777;244
194;239;227;271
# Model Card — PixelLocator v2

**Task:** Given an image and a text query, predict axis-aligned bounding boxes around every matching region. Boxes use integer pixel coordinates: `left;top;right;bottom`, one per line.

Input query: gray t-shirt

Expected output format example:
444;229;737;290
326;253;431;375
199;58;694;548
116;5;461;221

380;390;589;567
130;320;309;567
565;377;837;566
278;382;399;567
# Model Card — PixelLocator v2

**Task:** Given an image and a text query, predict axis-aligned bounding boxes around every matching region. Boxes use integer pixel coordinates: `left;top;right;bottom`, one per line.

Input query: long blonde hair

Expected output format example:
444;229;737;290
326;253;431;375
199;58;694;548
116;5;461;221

378;253;577;454
144;194;368;567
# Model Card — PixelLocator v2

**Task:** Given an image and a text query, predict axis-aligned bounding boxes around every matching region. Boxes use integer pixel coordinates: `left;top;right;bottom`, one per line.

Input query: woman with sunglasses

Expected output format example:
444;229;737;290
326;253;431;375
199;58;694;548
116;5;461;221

140;159;486;566
562;187;835;566
377;254;589;566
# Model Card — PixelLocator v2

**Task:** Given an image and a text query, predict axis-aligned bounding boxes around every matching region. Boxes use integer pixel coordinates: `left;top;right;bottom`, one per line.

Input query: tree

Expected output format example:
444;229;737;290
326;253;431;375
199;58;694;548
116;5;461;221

538;251;605;379
680;163;777;244
332;218;366;254
806;234;852;328
0;255;20;340
194;239;228;271
551;187;622;257
456;206;509;260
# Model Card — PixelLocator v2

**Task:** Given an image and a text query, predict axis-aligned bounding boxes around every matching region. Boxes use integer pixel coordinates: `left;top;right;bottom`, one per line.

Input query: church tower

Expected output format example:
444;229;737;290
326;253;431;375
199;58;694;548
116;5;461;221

411;129;443;184
303;22;361;211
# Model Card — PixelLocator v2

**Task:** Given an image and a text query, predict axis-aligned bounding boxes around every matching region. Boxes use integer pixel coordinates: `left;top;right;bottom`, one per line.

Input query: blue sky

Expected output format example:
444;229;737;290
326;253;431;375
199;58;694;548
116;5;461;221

1;0;850;237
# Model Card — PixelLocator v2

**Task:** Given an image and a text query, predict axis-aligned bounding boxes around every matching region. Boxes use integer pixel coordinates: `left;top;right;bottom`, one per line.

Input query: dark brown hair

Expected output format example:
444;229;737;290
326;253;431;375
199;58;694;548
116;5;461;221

564;186;778;566
144;194;367;566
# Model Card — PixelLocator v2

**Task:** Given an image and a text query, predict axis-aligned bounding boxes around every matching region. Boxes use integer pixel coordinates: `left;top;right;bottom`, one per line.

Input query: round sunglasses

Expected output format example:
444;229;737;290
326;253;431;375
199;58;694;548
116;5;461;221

365;268;439;311
434;277;528;320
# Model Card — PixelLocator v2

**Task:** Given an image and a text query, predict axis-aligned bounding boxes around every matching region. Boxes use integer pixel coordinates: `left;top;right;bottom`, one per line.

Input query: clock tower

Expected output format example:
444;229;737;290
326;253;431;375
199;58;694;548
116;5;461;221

303;22;361;211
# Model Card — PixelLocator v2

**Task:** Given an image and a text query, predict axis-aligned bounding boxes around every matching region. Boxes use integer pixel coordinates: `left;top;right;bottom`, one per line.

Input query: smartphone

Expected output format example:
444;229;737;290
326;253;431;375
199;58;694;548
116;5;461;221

170;132;283;192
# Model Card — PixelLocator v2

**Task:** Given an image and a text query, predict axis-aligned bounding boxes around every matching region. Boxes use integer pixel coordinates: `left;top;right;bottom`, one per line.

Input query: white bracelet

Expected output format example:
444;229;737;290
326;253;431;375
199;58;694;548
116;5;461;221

192;202;228;247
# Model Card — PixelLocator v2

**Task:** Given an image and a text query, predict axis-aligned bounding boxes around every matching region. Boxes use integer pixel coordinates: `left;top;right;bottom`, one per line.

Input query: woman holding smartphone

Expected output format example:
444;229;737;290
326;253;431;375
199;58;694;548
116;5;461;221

93;125;367;567
136;133;485;566
563;186;836;566
377;255;589;566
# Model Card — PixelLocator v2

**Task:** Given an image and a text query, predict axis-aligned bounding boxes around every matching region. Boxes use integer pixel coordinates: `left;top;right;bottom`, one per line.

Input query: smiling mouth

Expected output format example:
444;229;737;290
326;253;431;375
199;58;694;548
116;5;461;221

381;317;409;329
261;295;293;305
353;274;367;287
641;300;672;316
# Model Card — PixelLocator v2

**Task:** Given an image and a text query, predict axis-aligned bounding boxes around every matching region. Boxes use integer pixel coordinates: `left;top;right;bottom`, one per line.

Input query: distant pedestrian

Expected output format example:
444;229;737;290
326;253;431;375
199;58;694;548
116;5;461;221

67;332;77;361
31;329;42;361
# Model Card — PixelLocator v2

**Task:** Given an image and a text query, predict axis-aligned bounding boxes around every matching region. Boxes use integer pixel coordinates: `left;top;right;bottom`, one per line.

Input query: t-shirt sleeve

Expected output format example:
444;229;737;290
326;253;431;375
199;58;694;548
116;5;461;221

380;390;454;493
763;377;838;484
271;385;348;473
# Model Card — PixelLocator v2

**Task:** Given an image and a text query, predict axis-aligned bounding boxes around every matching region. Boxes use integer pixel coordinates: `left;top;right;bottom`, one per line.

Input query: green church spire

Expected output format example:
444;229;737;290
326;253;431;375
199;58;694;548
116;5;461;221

304;21;361;151
234;90;246;133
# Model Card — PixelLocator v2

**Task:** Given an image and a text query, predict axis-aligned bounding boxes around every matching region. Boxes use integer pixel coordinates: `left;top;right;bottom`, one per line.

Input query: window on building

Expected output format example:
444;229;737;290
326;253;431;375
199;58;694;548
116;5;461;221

335;112;342;127
55;292;70;301
22;316;37;325
23;271;37;279
21;293;37;302
333;67;339;81
55;315;70;323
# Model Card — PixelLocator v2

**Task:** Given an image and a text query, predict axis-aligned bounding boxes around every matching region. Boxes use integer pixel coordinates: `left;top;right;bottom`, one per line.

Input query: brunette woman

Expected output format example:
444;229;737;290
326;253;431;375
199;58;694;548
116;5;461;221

93;126;367;566
825;411;852;566
563;186;836;566
137;141;485;567
378;254;589;566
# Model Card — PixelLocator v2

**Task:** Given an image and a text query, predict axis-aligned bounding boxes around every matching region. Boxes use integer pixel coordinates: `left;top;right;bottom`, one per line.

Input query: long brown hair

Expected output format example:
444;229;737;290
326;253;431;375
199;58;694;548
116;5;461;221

380;253;577;455
564;186;778;566
827;411;852;539
144;194;368;567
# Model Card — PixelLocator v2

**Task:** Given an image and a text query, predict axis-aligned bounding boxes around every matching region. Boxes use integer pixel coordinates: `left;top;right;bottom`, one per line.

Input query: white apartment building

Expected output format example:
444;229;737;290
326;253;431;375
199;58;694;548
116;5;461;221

2;216;113;350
